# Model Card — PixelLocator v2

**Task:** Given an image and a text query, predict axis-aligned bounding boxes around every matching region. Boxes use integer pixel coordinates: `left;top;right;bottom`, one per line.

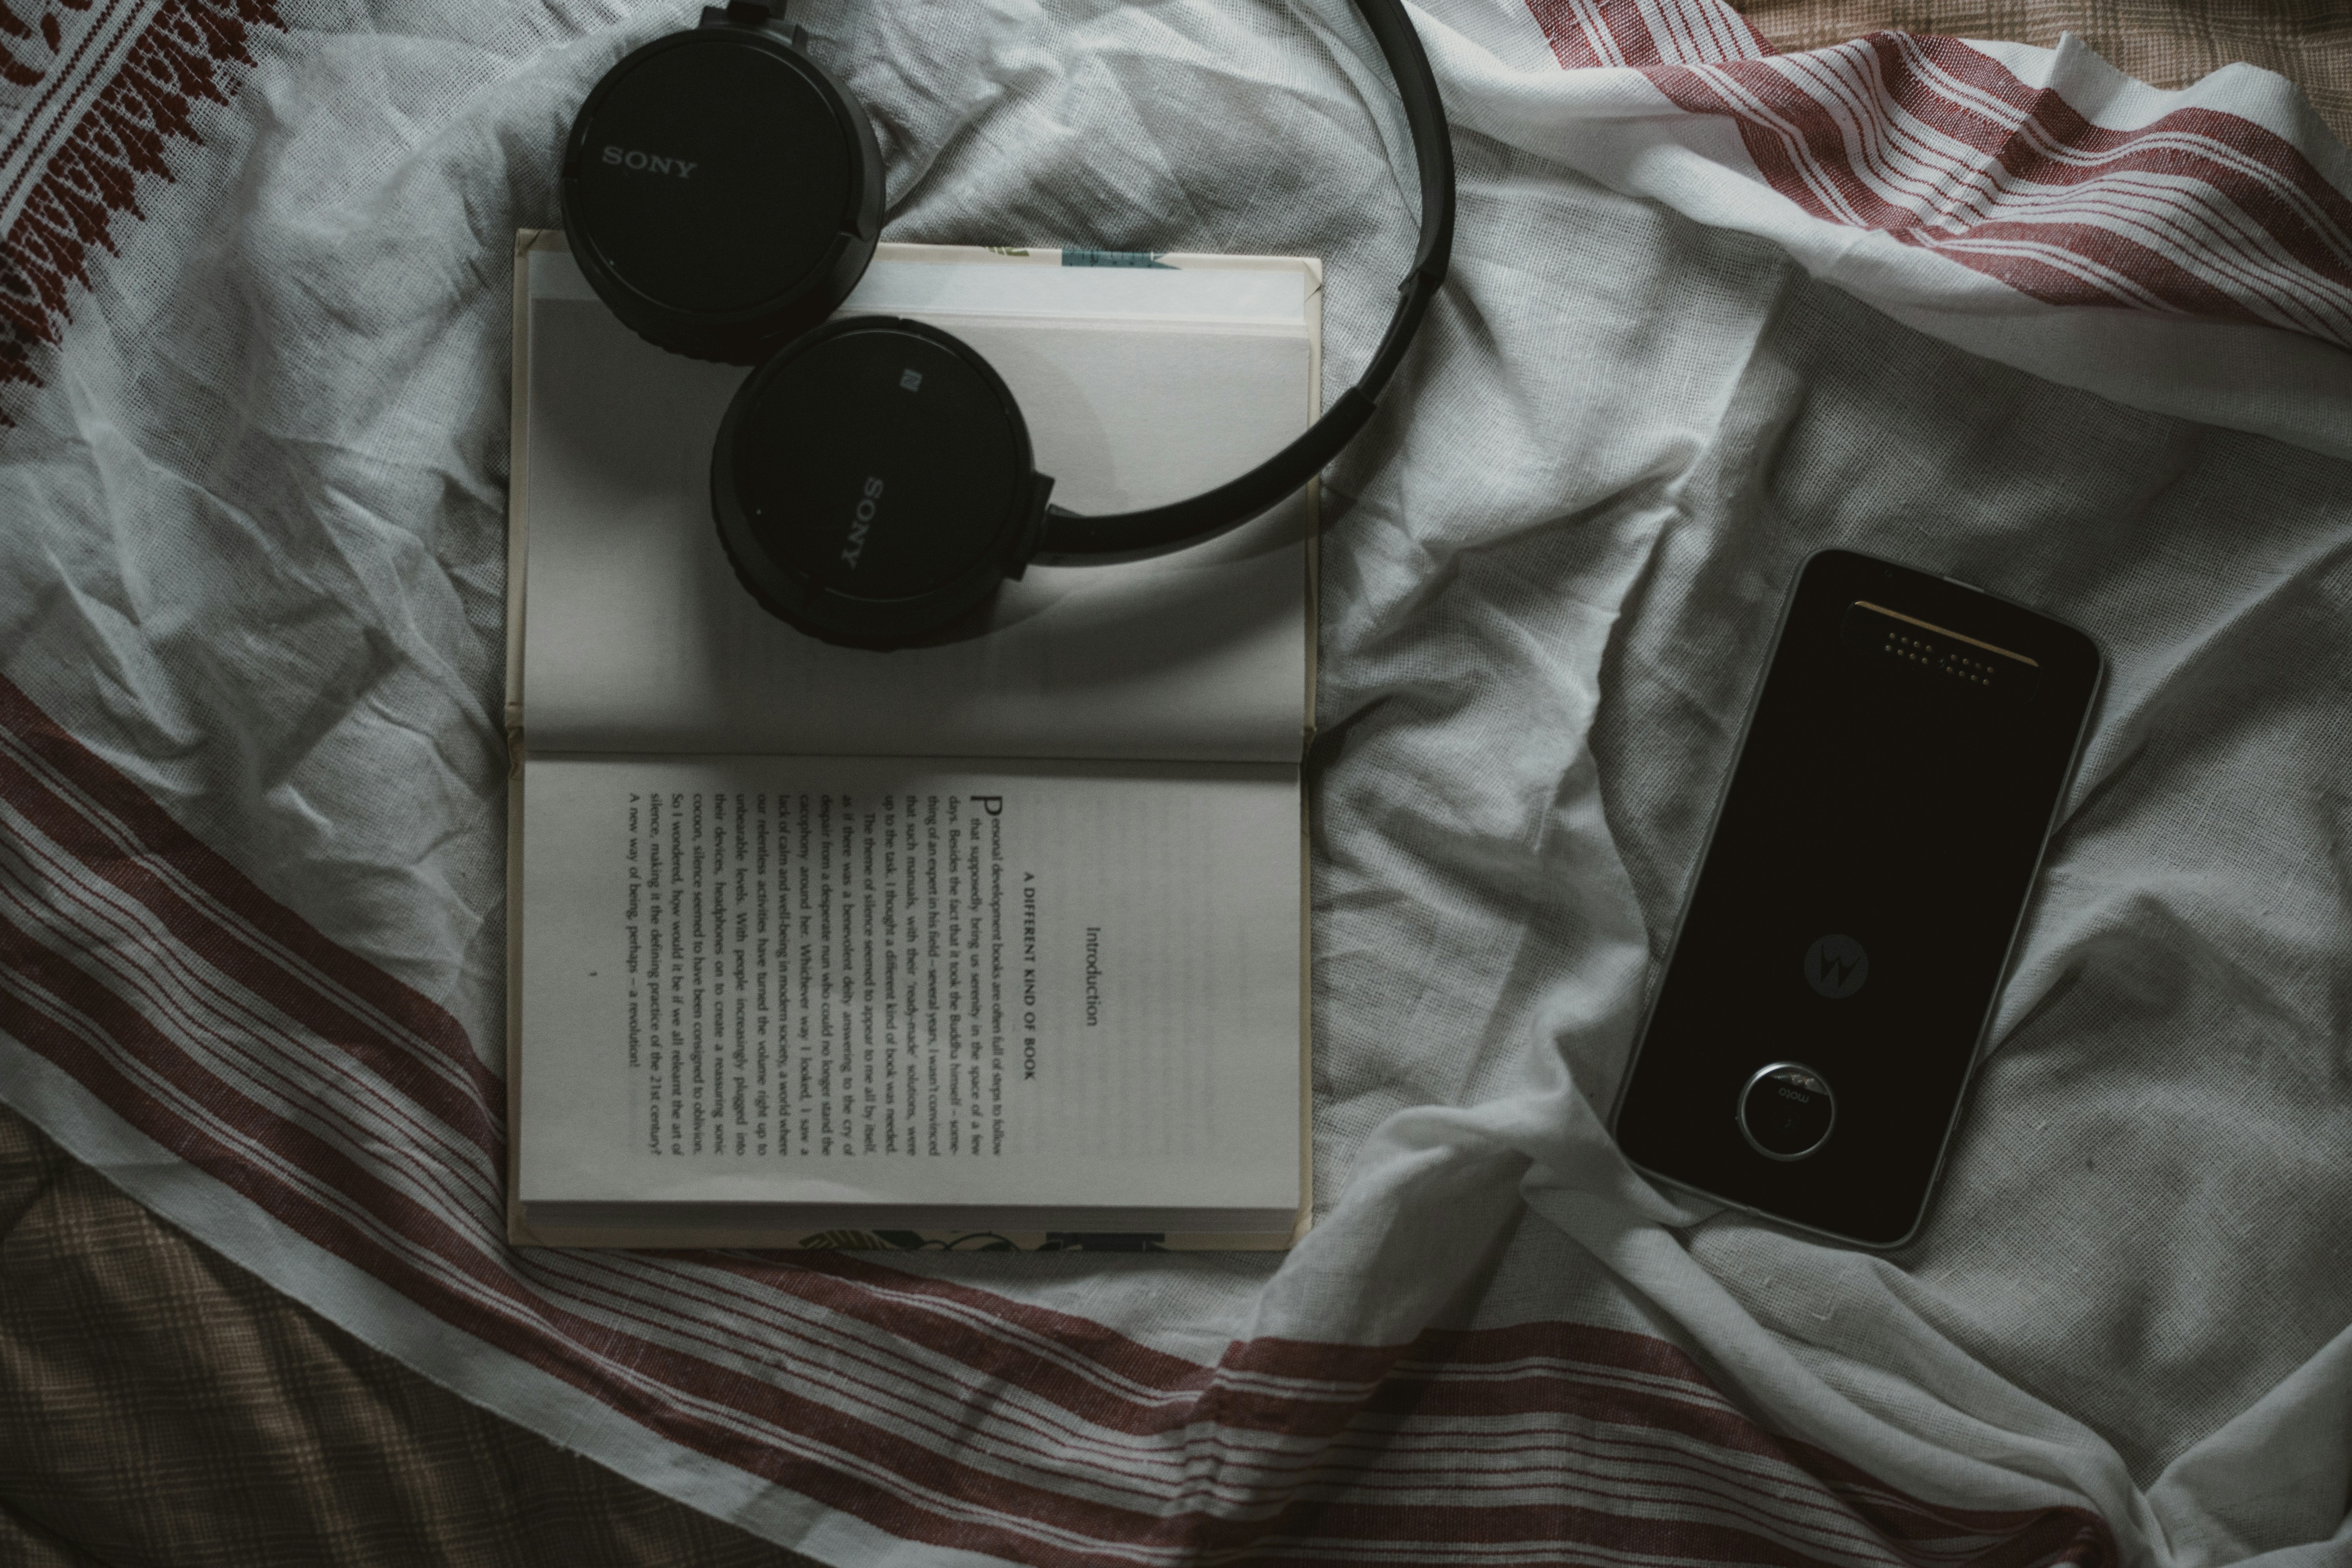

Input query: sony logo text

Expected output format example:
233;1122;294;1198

841;477;883;569
601;146;697;179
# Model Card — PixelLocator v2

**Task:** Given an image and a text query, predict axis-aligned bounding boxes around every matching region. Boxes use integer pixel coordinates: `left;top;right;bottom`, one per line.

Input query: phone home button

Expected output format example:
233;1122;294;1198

1738;1062;1837;1161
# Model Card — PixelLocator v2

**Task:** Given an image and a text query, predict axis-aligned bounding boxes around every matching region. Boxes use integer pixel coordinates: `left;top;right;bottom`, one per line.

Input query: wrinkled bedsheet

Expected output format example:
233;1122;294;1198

2;0;2350;1564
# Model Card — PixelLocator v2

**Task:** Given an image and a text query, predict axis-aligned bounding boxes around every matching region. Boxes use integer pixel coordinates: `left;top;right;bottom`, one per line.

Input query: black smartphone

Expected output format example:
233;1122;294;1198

1611;549;2103;1248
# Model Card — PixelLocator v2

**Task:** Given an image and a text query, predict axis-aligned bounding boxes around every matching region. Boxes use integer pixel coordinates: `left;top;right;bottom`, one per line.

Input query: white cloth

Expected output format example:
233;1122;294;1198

1;0;2348;1563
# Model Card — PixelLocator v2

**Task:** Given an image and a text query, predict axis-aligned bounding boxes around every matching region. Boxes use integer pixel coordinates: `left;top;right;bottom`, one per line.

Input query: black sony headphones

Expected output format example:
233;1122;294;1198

561;0;1454;650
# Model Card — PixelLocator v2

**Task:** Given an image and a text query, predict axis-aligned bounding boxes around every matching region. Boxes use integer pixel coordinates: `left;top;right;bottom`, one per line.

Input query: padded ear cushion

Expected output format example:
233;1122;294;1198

711;317;1054;650
561;22;884;365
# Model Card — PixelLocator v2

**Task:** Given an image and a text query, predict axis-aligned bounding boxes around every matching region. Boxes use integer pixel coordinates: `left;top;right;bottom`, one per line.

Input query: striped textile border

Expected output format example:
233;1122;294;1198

1522;0;2352;346
0;689;2119;1566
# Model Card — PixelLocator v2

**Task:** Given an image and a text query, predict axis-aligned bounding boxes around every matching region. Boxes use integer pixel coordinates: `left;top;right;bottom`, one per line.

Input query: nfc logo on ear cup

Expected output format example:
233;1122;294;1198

1804;935;1868;998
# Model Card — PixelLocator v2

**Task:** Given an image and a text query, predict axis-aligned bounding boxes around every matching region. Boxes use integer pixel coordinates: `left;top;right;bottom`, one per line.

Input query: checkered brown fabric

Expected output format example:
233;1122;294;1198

0;1105;818;1567
1737;0;2352;139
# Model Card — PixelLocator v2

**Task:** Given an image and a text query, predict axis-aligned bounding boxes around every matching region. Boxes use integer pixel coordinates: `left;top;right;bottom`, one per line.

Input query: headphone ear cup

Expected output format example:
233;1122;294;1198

711;317;1054;650
561;21;884;365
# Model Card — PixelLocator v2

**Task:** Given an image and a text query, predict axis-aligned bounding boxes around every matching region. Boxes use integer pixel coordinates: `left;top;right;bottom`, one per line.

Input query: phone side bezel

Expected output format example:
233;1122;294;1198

1604;546;2107;1251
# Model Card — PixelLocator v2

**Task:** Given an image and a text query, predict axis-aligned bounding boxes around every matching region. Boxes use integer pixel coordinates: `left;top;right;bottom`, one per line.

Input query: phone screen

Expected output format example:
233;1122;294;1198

1611;550;2102;1247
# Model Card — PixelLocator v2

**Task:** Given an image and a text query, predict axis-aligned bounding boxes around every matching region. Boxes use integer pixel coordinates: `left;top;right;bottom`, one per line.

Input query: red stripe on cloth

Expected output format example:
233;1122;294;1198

0;795;503;1217
0;672;2121;1564
642;1254;1751;1451
516;1250;1943;1561
0;673;505;1152
1524;0;1773;69
1521;2;2352;347
0;0;283;411
1671;36;2352;333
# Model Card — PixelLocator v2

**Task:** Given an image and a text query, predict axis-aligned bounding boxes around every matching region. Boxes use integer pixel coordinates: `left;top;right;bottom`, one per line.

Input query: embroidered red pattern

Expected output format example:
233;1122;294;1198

0;0;281;417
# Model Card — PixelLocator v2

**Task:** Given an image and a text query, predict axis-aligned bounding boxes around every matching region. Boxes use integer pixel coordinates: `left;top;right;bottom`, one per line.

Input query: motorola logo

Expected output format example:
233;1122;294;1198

1804;935;1868;998
601;146;698;179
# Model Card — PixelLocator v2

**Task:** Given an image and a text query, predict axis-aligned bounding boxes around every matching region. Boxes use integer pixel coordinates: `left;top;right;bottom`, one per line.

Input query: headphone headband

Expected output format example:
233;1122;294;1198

1033;0;1455;563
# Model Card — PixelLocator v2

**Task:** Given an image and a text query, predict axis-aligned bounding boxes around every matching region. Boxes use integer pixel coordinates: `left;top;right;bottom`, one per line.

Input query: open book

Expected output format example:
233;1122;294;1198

505;234;1319;1249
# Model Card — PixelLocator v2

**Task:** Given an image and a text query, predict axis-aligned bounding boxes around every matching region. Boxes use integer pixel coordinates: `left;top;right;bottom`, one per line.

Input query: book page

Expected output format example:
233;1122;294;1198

518;243;1316;764
516;754;1302;1225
